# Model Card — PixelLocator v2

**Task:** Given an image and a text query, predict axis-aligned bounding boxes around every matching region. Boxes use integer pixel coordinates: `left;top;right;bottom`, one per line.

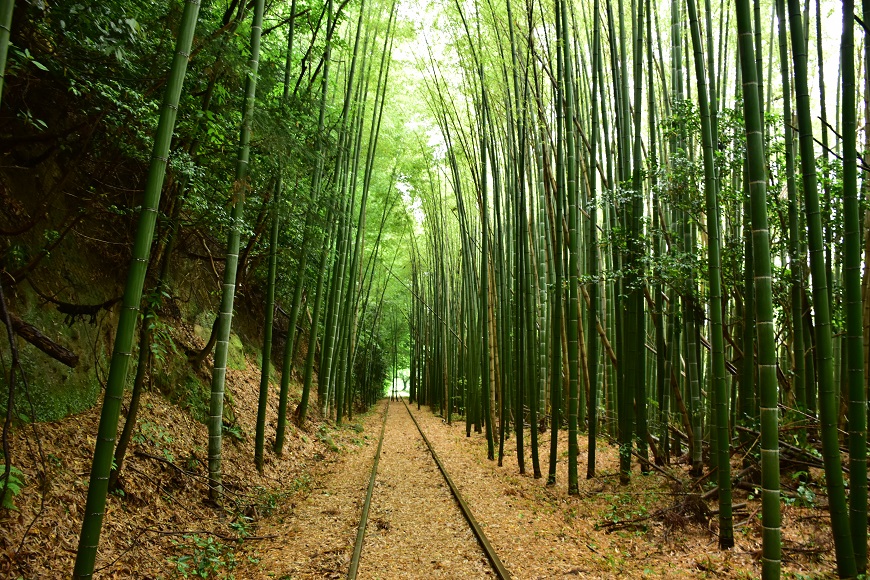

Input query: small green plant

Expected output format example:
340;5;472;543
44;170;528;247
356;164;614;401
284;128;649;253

47;453;63;470
748;486;761;501
4;242;29;270
169;534;237;578
316;426;339;452
146;303;179;365
222;422;245;443
0;466;26;510
133;421;174;447
184;453;200;472
564;507;577;523
248;479;307;518
229;516;252;539
252;488;281;516
792;484;816;508
290;474;311;493
133;421;175;462
133;421;172;447
602;492;650;523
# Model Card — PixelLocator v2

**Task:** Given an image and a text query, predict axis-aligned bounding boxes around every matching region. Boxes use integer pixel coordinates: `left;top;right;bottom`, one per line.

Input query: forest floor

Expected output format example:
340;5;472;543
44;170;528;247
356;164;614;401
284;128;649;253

396;405;837;579
0;335;379;579
237;400;839;579
246;400;494;579
1;350;841;579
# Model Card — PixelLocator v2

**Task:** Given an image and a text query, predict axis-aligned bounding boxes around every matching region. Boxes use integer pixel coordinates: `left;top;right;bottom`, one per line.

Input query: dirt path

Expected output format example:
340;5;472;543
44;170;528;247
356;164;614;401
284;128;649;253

355;400;494;579
241;399;835;579
244;400;493;579
243;402;388;579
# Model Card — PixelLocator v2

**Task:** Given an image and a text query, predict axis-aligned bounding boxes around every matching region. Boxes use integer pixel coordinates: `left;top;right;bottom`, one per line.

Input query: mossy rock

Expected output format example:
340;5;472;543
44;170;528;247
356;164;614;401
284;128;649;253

155;368;238;425
3;351;102;422
227;333;246;370
193;310;215;344
0;288;108;423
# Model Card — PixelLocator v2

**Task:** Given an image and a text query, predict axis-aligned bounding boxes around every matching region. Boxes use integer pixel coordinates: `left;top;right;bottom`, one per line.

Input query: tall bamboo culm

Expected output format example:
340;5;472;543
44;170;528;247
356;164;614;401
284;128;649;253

207;0;266;502
74;1;202;576
734;0;782;574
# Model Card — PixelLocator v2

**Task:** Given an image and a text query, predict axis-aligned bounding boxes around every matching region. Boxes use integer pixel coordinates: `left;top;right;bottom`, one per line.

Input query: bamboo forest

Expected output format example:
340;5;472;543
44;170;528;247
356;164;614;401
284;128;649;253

0;0;869;576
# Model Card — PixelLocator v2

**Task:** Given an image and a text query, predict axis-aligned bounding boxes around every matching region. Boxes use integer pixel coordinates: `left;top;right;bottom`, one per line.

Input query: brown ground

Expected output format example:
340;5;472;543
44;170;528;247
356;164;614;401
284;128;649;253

240;399;840;579
241;402;386;579
403;403;840;580
242;400;494;579
1;362;844;580
0;341;380;578
355;401;493;579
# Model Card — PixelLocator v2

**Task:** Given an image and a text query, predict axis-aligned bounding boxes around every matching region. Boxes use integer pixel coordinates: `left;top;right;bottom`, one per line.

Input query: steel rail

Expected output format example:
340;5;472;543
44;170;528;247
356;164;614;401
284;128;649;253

347;401;389;579
402;399;511;580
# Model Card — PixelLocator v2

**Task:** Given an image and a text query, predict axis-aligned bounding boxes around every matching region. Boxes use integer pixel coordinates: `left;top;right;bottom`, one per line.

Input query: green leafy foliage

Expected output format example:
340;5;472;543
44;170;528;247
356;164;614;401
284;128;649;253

315;425;339;453
0;465;26;510
353;338;389;409
168;534;237;579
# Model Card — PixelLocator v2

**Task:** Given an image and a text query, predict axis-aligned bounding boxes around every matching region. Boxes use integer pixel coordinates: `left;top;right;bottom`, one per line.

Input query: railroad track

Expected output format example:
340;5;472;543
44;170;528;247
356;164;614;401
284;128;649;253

348;399;511;580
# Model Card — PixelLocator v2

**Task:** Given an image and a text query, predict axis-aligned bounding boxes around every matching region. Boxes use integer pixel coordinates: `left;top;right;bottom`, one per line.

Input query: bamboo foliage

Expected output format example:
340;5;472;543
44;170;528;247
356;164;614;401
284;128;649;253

415;0;864;577
392;1;870;575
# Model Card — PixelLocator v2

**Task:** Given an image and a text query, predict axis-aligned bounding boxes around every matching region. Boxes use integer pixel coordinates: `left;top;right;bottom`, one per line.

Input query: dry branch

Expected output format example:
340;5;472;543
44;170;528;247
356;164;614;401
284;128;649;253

1;310;78;367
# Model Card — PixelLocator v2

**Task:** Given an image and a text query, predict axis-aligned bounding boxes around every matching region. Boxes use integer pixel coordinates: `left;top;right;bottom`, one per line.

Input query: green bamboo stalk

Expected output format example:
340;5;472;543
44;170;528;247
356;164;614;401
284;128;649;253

586;0;602;480
630;0;648;476
548;0;565;485
73;1;201;575
274;0;334;454
840;0;867;569
734;0;781;573
559;0;580;495
647;0;667;468
533;110;546;480
110;190;187;492
319;187;351;415
786;0;860;572
254;178;281;473
811;0;832;315
686;0;732;547
318;0;367;418
738;184;756;439
774;0;806;435
0;0;13;106
282;0;298;101
505;0;526;476
296;213;336;425
207;0;266;502
480;93;495;462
